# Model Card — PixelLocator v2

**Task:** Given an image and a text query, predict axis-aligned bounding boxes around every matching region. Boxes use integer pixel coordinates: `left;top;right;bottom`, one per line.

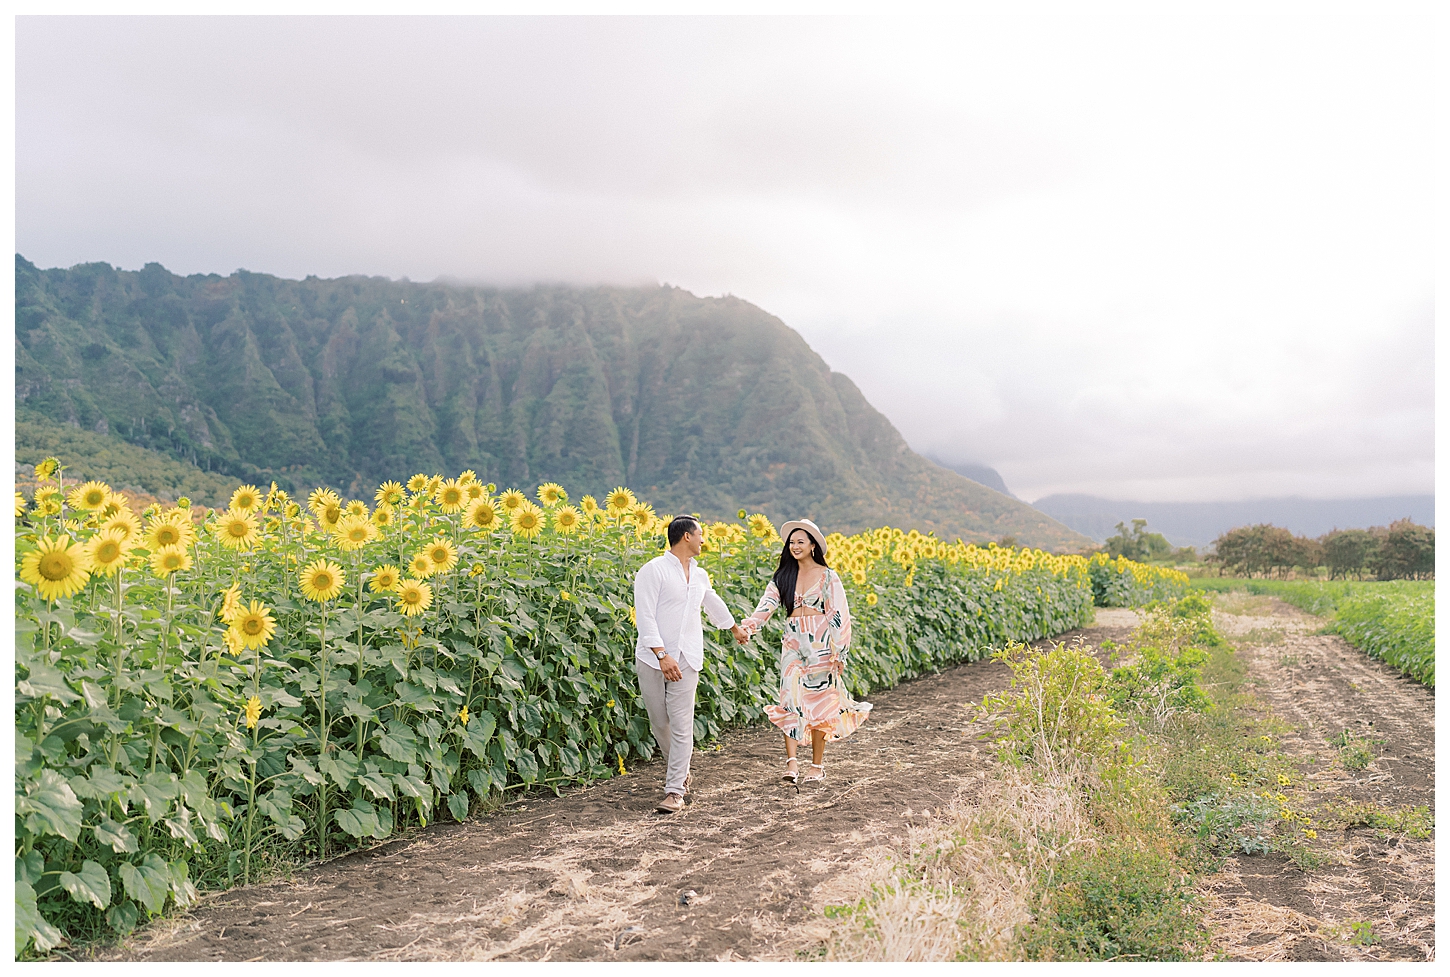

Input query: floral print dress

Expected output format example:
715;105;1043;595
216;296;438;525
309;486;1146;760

739;568;872;742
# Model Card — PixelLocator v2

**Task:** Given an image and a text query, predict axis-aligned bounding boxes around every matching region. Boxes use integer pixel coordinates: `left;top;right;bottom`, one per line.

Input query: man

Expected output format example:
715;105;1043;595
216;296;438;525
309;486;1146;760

634;514;746;814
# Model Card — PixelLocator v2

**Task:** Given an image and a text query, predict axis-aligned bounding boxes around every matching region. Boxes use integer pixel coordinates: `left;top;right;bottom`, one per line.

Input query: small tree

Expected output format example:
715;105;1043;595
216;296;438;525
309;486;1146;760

1210;523;1318;577
1105;519;1173;562
1321;528;1379;580
1369;519;1435;580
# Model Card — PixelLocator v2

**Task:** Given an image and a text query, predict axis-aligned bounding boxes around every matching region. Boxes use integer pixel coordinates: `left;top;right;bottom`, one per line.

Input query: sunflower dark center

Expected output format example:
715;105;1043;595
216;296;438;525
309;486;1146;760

39;553;71;580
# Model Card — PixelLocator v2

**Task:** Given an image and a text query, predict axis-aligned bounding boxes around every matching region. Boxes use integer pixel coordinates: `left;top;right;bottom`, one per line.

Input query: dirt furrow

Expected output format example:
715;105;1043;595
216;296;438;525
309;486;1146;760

1204;596;1435;961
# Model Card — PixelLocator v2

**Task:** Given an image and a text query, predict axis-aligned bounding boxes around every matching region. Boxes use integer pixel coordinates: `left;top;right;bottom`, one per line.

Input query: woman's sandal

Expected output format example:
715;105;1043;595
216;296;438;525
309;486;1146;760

801;762;825;784
782;758;799;784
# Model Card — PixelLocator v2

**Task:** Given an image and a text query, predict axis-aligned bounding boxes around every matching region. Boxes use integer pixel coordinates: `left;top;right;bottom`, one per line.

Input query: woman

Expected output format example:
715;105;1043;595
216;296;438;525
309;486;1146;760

736;519;871;784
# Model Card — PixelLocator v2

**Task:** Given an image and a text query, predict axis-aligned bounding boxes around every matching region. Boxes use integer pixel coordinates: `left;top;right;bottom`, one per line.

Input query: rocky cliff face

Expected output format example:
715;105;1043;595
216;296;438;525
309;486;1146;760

15;255;1089;549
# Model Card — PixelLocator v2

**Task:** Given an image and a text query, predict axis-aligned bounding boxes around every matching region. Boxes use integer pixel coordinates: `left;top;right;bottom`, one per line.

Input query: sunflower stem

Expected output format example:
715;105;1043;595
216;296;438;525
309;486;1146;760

317;601;329;860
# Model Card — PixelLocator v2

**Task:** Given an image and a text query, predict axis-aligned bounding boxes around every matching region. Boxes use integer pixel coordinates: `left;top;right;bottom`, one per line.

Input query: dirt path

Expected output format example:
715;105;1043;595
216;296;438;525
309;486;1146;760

99;612;1140;962
1203;595;1435;961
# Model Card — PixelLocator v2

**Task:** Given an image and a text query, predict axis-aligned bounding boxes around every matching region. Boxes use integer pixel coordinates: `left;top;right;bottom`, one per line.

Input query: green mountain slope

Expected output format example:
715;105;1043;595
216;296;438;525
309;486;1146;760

16;411;241;506
14;255;1090;550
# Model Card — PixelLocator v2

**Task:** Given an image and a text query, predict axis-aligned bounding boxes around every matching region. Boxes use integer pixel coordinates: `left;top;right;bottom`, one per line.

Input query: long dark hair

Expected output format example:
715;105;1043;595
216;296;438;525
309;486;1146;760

773;529;829;614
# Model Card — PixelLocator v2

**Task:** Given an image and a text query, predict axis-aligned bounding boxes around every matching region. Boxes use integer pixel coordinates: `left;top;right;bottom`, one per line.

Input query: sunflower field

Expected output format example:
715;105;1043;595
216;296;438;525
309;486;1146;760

14;458;1186;954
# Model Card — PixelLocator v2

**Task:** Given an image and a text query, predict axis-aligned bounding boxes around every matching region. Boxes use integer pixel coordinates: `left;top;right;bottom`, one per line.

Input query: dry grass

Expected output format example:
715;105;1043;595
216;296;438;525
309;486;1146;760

805;765;1098;961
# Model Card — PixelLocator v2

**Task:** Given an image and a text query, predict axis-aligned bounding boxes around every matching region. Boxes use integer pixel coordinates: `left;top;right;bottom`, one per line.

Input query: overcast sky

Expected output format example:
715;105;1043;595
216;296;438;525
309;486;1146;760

15;14;1434;503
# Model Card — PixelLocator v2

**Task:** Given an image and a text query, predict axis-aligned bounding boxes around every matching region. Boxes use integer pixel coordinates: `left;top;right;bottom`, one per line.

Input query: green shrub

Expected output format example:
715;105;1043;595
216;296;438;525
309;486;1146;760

980;641;1124;771
1019;841;1207;961
1105;595;1216;729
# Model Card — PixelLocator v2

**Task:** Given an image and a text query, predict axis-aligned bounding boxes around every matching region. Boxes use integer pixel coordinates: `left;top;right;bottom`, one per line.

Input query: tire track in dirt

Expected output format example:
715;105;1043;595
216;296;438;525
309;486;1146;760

97;614;1140;962
1203;596;1435;962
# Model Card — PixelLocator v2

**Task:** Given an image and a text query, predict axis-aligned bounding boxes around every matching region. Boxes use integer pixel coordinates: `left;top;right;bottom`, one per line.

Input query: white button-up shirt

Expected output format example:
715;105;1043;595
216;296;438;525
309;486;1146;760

634;552;736;671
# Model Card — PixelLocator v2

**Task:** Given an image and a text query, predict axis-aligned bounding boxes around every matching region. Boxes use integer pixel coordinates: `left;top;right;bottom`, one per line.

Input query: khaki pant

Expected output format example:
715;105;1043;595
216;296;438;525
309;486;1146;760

634;659;699;796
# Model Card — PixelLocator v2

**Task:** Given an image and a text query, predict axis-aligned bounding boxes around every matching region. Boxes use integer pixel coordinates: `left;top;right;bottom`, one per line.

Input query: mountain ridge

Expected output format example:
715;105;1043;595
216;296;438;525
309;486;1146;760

15;255;1091;550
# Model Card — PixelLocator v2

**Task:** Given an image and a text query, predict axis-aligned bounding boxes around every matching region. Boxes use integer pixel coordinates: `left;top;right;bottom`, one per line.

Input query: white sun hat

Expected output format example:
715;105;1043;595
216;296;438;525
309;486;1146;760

779;518;827;560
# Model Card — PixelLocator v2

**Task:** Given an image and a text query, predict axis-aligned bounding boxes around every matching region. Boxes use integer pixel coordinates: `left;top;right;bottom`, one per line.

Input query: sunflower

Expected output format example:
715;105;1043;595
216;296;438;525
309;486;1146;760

463;498;501;532
144;515;194;551
464;481;486;503
406;473;430;495
344;499;368;518
395;578;434;617
459;469;478;485
308;487;341;515
510;502;545;539
102;510;142;546
748;514;775;538
374;481;403;506
85;529;131;577
629;503;657;531
299;559;345;602
317;501;343;532
332;514;377;552
580;495;600;518
20;536;92;599
219;583;243;622
15;492;26;519
229;600;277;650
425;475;443;497
408;551;435;577
369;564;401;593
223;627;245;656
605;487;636;515
421;538;456;574
244;695;263;728
498;489;527;513
536;482;567;507
34;457;59;481
371;504;395;528
100;494;129;518
552;505;582;535
852;569;868;586
435;478;467;513
866;592;878;606
68;480;112;512
149;544;193;578
214;508;260;551
230;484;263;513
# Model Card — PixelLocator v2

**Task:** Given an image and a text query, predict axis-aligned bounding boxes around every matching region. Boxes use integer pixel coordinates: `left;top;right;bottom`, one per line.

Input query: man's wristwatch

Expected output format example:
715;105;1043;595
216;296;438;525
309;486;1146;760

653;649;666;660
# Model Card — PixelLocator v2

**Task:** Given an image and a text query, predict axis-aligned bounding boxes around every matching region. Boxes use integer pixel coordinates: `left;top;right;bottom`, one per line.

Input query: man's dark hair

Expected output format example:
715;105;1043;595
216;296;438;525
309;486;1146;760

667;515;701;547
